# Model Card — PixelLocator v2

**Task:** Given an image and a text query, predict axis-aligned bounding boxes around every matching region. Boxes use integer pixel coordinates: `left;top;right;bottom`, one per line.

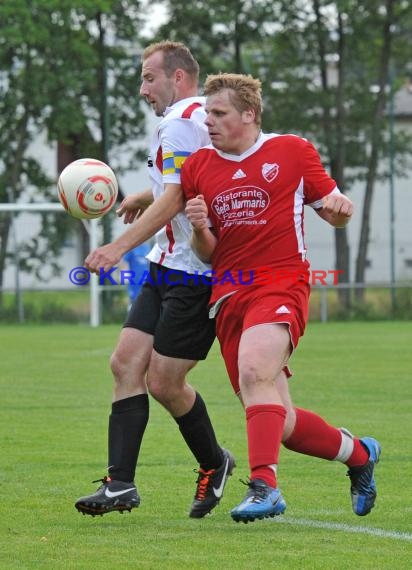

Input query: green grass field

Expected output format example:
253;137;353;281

1;322;411;569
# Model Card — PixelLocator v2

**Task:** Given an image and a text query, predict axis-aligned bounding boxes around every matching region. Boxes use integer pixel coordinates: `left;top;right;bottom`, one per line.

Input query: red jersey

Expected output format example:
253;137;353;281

181;132;338;303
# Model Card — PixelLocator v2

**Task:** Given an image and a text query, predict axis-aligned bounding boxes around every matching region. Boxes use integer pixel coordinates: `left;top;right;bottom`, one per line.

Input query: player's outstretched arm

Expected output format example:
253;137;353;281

316;192;354;228
116;189;154;224
85;183;184;273
185;195;217;263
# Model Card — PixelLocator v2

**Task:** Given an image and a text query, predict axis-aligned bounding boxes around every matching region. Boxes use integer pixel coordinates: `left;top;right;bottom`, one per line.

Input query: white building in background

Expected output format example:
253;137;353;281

2;88;412;290
304;173;411;284
304;85;412;284
2;120;155;291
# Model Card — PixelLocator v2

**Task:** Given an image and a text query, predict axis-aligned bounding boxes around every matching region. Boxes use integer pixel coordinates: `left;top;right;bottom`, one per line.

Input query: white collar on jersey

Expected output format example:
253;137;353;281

163;96;206;117
212;131;281;162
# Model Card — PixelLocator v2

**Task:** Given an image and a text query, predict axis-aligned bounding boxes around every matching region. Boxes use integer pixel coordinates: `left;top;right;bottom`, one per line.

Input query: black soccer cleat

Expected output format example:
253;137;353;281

189;449;236;518
75;476;140;517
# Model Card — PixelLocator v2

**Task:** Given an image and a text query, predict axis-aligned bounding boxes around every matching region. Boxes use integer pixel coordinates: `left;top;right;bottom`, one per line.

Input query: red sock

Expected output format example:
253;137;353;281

246;404;286;487
346;439;369;467
284;408;369;466
283;408;342;459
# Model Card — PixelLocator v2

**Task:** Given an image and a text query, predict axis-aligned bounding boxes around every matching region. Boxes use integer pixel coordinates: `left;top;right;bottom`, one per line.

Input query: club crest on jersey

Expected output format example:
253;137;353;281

262;163;279;182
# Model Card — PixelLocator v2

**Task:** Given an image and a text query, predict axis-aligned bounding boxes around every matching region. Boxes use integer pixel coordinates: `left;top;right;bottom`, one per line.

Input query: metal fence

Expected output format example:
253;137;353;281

1;282;411;325
310;282;412;322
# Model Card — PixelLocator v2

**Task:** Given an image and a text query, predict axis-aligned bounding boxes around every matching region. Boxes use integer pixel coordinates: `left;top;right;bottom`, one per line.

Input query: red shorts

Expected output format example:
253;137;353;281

215;280;310;394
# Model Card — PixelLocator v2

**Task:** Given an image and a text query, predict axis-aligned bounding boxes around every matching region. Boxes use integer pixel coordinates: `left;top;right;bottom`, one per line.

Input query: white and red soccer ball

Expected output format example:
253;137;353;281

57;158;118;220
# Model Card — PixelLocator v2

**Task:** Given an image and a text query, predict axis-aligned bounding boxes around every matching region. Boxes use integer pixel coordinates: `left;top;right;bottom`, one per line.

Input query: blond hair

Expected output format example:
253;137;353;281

204;73;263;126
142;41;199;82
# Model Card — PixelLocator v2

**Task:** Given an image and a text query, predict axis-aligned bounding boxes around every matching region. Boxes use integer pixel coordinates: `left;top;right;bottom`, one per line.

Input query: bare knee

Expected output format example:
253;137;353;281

147;362;185;406
239;363;269;392
109;330;152;396
146;352;196;413
147;376;179;406
110;348;130;384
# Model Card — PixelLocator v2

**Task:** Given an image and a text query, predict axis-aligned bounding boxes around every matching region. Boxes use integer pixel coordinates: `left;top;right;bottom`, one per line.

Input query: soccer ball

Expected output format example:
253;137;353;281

57;158;118;220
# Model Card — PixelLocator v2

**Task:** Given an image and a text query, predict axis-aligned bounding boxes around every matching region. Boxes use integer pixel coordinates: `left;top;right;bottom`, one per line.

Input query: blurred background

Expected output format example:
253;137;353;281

1;0;411;324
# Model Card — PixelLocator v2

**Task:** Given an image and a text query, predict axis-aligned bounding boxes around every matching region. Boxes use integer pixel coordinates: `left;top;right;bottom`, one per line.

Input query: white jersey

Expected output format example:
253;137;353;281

146;97;211;274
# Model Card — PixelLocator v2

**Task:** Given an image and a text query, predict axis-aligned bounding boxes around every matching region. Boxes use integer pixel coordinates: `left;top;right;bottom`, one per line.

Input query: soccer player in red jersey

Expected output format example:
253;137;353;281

76;43;235;519
183;73;381;523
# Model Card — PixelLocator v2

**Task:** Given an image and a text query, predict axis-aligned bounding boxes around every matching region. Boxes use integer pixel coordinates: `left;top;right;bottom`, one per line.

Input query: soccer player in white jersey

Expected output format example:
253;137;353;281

183;73;380;523
75;42;234;518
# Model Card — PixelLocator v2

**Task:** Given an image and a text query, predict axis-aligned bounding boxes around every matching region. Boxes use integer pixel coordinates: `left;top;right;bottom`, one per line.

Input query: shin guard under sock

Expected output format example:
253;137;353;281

108;394;149;482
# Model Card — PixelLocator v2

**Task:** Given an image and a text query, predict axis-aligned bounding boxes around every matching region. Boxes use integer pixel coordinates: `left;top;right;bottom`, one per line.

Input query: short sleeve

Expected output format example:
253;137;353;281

160;119;204;185
302;140;338;208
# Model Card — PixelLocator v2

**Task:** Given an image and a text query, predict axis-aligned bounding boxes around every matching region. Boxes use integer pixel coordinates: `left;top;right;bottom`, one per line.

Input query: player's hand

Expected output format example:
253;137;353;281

84;243;123;274
322;193;354;224
185;195;209;231
116;193;150;224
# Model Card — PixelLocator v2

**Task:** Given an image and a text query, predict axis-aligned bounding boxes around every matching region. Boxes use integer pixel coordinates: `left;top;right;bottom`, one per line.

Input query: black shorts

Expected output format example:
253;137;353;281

123;262;216;360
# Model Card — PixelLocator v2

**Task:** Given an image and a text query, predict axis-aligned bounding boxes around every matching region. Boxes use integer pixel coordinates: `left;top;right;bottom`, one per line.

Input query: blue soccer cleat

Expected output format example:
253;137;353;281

347;437;381;516
231;479;286;523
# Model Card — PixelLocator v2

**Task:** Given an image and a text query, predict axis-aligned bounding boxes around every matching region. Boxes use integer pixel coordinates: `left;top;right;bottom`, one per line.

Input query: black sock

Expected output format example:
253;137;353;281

175;392;223;470
108;394;149;482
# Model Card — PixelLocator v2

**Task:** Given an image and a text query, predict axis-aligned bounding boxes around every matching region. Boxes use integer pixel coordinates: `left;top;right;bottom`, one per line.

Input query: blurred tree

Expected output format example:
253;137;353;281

152;0;412;309
261;0;412;306
1;0;411;311
0;0;147;305
150;0;279;76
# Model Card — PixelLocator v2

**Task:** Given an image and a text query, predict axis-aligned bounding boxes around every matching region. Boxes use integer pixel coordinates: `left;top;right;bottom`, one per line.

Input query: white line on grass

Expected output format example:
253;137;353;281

272;517;412;542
